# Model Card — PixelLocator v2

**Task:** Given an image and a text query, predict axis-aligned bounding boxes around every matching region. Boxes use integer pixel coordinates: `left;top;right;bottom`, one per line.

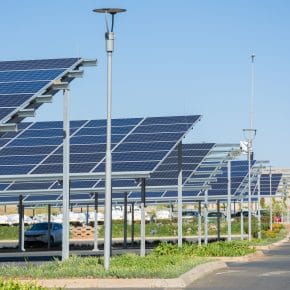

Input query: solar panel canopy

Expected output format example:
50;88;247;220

0;58;85;129
0;115;201;196
252;173;282;196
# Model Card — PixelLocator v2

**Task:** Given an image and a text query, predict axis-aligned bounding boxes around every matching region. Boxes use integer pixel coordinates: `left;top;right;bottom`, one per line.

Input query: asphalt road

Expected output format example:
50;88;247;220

189;241;290;290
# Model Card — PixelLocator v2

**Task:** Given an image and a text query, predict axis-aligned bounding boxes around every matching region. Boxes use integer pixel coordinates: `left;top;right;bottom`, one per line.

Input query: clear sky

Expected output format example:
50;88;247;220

0;0;289;168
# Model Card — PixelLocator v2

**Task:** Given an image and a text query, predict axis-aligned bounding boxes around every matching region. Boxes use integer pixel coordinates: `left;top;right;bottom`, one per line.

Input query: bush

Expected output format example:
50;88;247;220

243;216;256;237
153;242;179;256
263;230;277;239
272;223;283;233
153;241;255;257
0;279;47;289
192;241;255;257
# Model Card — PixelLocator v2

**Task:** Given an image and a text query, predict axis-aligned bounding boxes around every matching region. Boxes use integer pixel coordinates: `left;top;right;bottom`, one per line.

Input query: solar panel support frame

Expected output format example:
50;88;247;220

67;70;84;78
52;82;69;90
0;172;151;182
35;95;53;104
0;123;17;132
81;59;98;67
17;109;35;118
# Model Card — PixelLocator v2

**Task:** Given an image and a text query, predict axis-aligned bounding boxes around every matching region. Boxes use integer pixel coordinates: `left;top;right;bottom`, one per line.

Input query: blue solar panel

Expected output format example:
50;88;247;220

0;58;80;71
254;173;282;196
24;194;59;202
0;116;201;199
145;143;215;188
0;69;65;82
9;181;54;191
0;58;82;126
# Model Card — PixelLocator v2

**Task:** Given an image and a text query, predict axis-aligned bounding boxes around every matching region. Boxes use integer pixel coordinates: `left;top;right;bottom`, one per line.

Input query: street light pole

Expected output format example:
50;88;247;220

243;54;256;241
93;8;126;271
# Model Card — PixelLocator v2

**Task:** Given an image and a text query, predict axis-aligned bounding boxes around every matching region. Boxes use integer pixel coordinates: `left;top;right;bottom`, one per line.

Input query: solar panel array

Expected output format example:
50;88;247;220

0;115;201;194
205;160;254;197
253;173;282;196
0;58;83;126
0;142;215;205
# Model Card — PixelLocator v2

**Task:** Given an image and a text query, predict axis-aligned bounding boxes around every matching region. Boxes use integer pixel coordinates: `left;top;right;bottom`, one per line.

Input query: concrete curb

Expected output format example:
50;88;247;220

255;236;290;251
20;261;228;289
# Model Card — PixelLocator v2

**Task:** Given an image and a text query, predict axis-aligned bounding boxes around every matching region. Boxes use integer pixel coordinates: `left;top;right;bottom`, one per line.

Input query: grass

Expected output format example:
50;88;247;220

248;228;288;246
0;253;207;279
0;241;256;279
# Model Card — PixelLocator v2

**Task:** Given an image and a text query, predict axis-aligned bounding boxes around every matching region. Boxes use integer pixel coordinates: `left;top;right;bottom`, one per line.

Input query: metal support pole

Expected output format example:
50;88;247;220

234;200;236;214
103;30;114;271
86;205;89;226
93;193;99;251
217;200;221;241
198;201;202;246
131;202;135;246
227;160;232;241
248;142;252;241
257;173;261;239
269;167;273;231
18;195;25;252
48;204;51;250
62;88;70;261
240;198;244;240
177;142;183;247
204;190;208;245
123;192;128;249
140;179;146;257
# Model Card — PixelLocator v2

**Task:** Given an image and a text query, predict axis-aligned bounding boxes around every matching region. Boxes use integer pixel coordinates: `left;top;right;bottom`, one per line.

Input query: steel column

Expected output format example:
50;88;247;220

217;200;221;241
131;202;135;246
48;204;51;250
123;192;128;249
204;190;208;245
18;195;25;252
269;167;273;231
257;173;261;239
248;143;252;241
177;142;183;247
240;198;244;240
62;88;70;261
93;193;99;251
198;201;202;246
227;160;232;241
140;178;146;257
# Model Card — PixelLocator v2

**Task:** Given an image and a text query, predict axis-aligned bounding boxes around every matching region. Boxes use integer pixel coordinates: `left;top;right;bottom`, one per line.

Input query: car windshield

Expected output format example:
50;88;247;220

30;223;49;231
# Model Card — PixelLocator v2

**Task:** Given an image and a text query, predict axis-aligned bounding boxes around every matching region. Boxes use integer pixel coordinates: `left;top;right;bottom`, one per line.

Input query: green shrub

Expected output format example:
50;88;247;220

0;279;47;290
243;216;259;238
153;242;179;256
263;230;277;239
193;241;255;257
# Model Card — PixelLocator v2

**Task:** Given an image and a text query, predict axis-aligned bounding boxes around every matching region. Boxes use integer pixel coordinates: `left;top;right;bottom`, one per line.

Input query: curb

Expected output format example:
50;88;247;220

255;236;290;251
21;261;228;289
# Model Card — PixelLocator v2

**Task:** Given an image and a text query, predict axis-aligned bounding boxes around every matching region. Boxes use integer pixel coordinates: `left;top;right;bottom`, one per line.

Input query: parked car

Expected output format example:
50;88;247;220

231;211;249;218
24;222;62;246
155;210;171;220
182;210;199;220
207;212;226;221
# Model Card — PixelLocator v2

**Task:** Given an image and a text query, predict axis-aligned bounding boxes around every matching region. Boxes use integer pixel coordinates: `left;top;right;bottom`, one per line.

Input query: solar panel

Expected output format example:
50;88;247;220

253;173;282;196
0;115;201;194
0;58;84;128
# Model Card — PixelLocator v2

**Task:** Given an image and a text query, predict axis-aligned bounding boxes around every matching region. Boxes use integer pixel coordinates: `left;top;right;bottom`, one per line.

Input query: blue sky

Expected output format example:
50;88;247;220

1;0;289;167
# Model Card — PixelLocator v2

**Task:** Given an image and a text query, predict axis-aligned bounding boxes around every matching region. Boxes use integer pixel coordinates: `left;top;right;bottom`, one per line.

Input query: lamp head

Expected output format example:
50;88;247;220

93;8;126;14
93;8;126;32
